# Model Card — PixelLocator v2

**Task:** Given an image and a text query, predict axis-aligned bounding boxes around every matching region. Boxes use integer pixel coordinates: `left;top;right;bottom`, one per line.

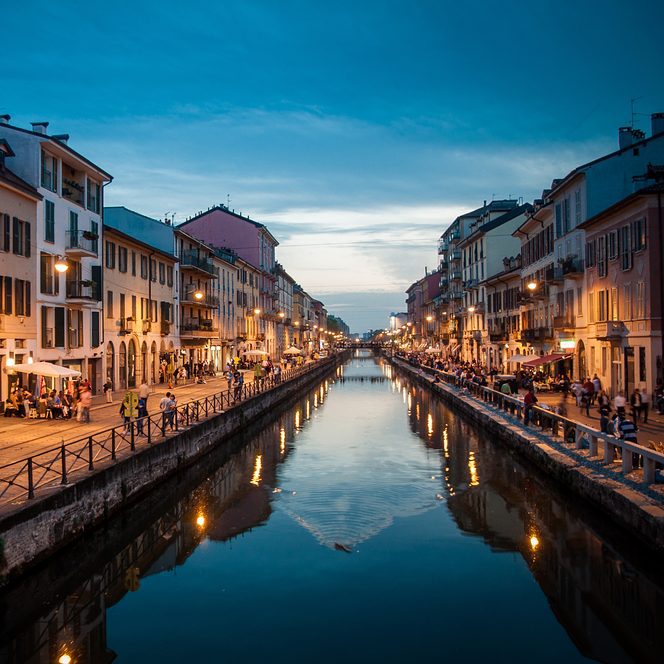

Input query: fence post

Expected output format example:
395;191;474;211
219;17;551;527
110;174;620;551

161;412;166;436
148;416;152;445
589;434;598;457
186;404;190;427
621;446;633;474
27;457;34;499
61;443;67;485
604;438;614;464
88;436;94;470
175;407;179;431
644;457;656;484
130;420;136;451
112;428;117;459
205;397;209;418
575;429;585;449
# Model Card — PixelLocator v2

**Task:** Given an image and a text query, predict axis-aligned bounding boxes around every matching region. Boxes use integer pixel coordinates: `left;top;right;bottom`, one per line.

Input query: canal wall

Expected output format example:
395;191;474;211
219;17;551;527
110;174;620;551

387;356;664;551
0;352;349;581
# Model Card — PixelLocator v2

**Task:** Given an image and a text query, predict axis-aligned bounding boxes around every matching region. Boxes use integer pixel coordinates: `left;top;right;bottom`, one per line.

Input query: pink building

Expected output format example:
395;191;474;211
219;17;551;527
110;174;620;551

580;182;663;398
177;206;281;356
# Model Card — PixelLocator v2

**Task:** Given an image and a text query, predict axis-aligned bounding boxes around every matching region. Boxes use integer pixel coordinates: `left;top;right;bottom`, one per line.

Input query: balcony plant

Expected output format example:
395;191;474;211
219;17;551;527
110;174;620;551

82;230;98;240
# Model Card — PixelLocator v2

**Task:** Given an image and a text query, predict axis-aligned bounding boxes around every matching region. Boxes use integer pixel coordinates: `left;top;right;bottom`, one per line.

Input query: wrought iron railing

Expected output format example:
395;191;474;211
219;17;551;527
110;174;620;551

0;356;337;507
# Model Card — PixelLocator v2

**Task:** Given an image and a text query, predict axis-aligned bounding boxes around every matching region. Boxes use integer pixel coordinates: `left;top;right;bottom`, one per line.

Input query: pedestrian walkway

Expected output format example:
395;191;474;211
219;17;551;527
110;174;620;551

0;373;252;467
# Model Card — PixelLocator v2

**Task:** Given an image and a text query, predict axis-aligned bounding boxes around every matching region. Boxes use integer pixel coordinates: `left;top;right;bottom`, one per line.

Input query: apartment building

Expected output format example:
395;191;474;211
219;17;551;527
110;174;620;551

103;207;179;389
234;257;261;355
177;205;280;358
275;262;296;351
0;118;112;393
0;139;41;403
211;246;237;368
581;182;663;397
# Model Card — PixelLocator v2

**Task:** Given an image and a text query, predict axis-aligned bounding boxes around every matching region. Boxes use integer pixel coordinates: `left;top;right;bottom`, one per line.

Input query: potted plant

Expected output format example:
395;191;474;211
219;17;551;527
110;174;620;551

82;230;98;240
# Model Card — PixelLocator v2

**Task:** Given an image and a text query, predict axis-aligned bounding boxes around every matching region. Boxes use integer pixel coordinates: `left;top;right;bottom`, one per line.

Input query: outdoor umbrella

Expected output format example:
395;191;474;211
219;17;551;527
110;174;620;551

425;347;442;354
506;354;536;364
242;349;268;358
11;361;82;377
283;346;303;355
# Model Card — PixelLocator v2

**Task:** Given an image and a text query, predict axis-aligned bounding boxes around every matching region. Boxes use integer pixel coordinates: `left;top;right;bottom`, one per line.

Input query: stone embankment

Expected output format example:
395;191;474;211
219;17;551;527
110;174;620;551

388;356;664;551
0;352;348;581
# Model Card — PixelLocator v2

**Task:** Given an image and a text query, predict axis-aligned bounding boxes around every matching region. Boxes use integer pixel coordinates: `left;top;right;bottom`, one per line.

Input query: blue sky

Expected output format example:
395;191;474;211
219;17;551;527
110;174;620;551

4;0;664;331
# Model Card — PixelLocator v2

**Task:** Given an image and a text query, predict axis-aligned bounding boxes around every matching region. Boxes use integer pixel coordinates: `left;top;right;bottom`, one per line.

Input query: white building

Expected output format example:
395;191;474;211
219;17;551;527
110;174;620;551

0;118;112;393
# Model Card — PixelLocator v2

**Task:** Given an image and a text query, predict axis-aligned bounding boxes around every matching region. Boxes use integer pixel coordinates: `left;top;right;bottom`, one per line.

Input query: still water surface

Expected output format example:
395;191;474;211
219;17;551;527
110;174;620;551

2;351;662;663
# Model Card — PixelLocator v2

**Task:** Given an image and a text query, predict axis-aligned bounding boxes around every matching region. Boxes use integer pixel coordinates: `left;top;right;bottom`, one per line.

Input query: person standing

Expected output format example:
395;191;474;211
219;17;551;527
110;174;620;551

639;387;650;424
629;388;642;423
159;391;174;431
103;379;113;403
138;380;150;409
225;368;234;393
523;387;538;426
79;388;92;423
614;391;626;418
592;374;602;405
136;396;148;436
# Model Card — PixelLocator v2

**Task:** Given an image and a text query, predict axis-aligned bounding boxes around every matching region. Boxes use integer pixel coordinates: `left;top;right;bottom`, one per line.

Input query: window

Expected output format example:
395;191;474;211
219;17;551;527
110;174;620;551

577;287;583;315
91;310;100;347
41;151;58;192
585;239;596;267
140;255;148;279
597;235;607;277
167;265;173;287
608;230;618;260
131;295;137;319
574;189;582;226
623;284;632;320
14;279;30;317
150;259;156;282
2;213;9;251
159;262;165;284
632;218;646;251
118;246;128;273
610;287;619;321
40;253;59;295
105;241;116;269
636;281;646;318
87;179;100;213
619;225;632;270
597;290;608;321
107;290;114;318
3;275;12;314
12;217;30;256
588;292;595;323
131;251;136;277
44;200;55;243
120;293;126;319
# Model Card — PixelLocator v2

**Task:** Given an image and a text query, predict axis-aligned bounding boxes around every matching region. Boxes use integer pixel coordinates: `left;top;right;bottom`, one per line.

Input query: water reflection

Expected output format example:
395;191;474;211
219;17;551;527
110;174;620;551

0;352;662;663
385;359;664;663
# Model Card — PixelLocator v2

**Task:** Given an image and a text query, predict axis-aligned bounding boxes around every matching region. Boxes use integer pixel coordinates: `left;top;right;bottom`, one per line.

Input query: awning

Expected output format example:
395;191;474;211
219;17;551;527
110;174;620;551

449;345;460;354
11;361;82;378
522;353;572;368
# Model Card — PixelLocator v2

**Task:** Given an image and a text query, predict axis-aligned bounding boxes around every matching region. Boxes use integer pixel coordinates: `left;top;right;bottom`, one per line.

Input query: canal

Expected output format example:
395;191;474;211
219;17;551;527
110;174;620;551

1;350;662;663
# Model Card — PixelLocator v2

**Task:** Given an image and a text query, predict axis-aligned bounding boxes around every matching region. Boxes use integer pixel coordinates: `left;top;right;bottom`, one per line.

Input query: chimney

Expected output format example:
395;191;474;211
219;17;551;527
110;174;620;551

618;127;633;150
652;113;664;137
52;133;69;145
0;114;10;124
31;121;49;134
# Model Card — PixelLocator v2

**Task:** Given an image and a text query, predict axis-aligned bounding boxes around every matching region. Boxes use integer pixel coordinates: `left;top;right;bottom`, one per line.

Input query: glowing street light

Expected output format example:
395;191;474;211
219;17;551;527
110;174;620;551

278;312;285;319
426;315;433;322
193;289;204;300
58;655;72;664
54;256;69;273
196;513;206;528
527;280;538;291
468;306;475;313
253;308;261;315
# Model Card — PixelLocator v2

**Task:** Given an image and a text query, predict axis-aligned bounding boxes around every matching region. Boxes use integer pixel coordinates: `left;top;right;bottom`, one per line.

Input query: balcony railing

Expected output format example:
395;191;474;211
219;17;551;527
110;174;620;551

521;327;553;342
181;318;218;334
594;321;625;339
160;321;171;335
451;271;462;281
438;240;449;254
451;249;462;261
450;291;464;300
179;251;215;276
66;281;99;301
553;316;575;329
65;230;98;256
554;257;585;280
182;291;220;307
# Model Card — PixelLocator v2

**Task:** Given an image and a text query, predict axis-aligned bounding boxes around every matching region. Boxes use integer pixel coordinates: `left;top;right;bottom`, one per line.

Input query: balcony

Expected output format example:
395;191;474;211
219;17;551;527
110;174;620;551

439;277;448;289
438;240;449;254
118;317;134;335
451;271;462;281
489;329;507;343
179;251;215;277
439;260;449;271
65;230;98;257
553;316;575;330
182;291;220;307
65;280;99;304
450;229;460;241
451;249;462;261
181;318;218;337
554;257;585;280
594;321;626;340
62;175;85;207
464;278;478;289
450;291;464;300
521;327;553;342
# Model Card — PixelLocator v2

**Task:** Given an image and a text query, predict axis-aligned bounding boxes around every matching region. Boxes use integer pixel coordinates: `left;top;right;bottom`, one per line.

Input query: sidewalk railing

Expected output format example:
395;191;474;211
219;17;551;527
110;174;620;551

396;357;664;489
0;357;335;507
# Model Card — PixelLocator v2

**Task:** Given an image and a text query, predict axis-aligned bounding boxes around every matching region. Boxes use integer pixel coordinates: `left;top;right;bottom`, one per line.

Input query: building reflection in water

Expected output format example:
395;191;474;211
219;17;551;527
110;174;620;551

384;361;664;663
0;375;333;664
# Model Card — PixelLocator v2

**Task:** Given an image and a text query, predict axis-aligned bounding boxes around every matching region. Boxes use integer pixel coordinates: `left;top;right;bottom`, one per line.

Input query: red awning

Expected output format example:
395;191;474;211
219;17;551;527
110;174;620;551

521;353;572;368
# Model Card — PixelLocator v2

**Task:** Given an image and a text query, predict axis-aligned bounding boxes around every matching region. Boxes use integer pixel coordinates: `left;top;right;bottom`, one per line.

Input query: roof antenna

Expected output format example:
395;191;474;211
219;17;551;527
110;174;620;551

227;194;231;208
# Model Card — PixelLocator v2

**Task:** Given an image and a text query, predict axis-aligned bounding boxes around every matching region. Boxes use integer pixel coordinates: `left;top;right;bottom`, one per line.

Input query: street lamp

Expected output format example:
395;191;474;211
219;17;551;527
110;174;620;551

527;280;537;291
193;289;204;300
468;306;475;313
54;256;69;273
253;308;261;315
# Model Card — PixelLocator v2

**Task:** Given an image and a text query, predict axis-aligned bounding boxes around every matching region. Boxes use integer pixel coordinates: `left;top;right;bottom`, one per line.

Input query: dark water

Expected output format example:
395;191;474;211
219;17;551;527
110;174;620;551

1;351;662;663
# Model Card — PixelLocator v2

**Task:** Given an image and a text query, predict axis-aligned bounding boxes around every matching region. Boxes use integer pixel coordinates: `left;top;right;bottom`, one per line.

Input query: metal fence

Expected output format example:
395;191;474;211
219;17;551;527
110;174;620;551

400;358;664;488
0;359;330;508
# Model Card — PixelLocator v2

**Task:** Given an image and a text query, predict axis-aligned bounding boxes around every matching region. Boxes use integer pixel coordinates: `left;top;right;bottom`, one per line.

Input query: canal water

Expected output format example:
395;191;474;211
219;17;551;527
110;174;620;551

1;350;663;663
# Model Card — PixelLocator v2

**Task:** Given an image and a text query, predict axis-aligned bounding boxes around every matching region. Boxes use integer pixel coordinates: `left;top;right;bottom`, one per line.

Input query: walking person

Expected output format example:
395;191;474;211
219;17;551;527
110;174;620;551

233;371;244;402
225;367;234;394
136;396;148;436
613;412;640;467
159;391;175;431
614;391;626;418
79;387;92;423
138;379;150;409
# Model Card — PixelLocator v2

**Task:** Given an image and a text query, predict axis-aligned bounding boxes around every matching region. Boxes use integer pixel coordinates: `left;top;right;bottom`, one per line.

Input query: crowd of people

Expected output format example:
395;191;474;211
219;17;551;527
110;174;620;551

398;350;662;453
3;378;94;422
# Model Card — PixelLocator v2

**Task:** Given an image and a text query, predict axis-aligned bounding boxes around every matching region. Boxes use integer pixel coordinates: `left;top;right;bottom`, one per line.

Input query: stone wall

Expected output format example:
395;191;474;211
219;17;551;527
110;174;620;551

388;357;664;551
0;352;349;580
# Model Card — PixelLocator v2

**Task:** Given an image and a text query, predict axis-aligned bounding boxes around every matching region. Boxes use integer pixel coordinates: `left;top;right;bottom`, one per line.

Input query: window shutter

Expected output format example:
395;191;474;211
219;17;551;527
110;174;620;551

3;214;10;251
4;276;11;314
0;275;3;313
12;217;19;254
555;204;562;237
54;307;65;347
41;306;48;347
24;221;31;257
91;265;102;301
25;281;31;317
91;310;100;347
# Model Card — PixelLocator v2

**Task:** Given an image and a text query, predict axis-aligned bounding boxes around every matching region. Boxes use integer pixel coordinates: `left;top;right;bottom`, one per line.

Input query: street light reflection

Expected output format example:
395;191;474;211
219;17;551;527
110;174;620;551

529;534;540;551
196;514;206;528
250;454;263;486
